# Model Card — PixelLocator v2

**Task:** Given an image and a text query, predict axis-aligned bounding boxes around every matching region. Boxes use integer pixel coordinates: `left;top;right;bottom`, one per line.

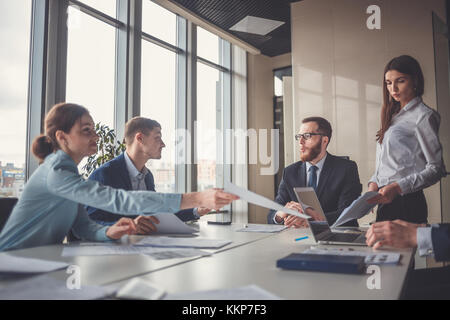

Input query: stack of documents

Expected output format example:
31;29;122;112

62;244;211;260
0;253;69;275
134;237;232;249
60;212;223;259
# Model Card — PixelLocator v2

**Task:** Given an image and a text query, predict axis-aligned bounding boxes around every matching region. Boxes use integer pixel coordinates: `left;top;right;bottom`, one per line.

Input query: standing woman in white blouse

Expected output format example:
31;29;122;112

367;55;446;223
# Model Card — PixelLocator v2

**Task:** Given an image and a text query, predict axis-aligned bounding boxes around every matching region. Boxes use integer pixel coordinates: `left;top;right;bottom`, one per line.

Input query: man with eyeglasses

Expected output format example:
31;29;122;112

268;117;362;228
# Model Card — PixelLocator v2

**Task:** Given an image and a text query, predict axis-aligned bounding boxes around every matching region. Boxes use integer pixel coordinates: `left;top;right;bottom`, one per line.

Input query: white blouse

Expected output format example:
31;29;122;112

369;97;446;195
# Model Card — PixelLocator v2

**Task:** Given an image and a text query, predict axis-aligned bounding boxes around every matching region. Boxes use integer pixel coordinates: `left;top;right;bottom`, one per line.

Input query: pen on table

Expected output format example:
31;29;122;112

295;236;309;242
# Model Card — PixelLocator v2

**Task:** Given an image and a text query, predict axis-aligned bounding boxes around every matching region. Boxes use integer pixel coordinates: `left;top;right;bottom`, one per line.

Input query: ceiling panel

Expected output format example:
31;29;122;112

168;0;300;57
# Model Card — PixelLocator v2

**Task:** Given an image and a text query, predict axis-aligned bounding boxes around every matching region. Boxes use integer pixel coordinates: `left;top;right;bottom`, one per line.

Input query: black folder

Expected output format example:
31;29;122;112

276;253;366;274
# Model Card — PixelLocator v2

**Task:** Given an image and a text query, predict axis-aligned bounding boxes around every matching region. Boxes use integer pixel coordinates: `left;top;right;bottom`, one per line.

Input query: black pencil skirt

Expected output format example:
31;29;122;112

375;190;428;224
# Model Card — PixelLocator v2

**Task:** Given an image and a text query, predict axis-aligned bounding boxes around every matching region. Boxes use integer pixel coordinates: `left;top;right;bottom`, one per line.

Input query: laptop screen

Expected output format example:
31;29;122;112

293;187;332;241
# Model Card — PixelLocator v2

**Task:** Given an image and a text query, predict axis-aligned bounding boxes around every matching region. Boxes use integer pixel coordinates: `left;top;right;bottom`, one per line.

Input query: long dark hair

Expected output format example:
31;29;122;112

376;55;424;143
32;103;89;161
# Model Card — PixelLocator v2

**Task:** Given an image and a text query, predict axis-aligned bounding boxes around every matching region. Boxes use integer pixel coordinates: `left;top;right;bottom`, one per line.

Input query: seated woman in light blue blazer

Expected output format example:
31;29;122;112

0;103;238;252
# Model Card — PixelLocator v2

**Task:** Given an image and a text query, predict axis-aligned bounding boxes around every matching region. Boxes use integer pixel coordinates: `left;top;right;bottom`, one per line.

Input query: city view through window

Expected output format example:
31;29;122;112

0;1;228;197
0;1;31;197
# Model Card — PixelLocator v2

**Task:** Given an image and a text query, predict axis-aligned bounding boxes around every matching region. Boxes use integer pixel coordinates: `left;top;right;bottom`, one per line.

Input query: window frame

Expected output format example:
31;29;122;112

25;0;241;220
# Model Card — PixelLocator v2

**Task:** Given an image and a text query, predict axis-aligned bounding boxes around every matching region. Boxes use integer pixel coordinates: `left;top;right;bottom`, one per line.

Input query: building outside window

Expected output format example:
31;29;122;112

0;1;32;197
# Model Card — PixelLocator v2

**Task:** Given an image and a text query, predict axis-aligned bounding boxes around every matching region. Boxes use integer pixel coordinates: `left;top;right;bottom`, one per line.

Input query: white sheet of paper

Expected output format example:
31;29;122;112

331;191;379;228
0;275;113;300
303;248;401;265
62;244;211;259
166;284;281;300
116;278;166;300
0;253;69;274
152;213;198;234
134;236;232;249
224;181;310;219
145;248;212;260
62;245;142;256
235;224;287;233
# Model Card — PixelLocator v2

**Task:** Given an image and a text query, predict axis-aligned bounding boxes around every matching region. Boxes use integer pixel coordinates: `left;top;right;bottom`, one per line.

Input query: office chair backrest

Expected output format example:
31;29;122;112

0;197;18;233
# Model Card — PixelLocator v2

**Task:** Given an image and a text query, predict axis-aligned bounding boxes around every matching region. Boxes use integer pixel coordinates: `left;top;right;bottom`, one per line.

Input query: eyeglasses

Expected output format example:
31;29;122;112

295;133;324;141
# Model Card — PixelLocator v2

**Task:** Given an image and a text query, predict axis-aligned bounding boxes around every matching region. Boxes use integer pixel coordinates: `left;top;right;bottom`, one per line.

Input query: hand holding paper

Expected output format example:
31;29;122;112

224;181;310;219
182;189;239;211
331;191;378;228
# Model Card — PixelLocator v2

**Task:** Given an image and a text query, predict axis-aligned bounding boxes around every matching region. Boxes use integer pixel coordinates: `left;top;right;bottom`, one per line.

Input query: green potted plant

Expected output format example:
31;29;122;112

82;123;125;178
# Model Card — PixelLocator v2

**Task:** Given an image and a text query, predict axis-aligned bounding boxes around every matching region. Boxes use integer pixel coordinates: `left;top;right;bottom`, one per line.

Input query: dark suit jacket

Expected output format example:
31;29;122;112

432;224;450;262
85;153;197;224
267;153;362;226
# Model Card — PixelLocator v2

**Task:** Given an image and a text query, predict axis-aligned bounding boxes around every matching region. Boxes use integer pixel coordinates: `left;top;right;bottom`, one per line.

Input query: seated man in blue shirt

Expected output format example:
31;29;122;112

366;219;450;299
86;117;211;234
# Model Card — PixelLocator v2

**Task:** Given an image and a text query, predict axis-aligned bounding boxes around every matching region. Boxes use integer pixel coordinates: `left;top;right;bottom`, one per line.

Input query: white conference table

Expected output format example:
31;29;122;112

0;222;414;299
110;226;414;300
0;221;273;288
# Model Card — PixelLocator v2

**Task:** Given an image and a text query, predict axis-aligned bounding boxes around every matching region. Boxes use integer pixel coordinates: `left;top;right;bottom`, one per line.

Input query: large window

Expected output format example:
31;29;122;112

142;0;177;46
66;5;116;129
141;42;177;192
196;63;220;190
197;26;219;65
0;1;32;197
7;1;241;202
196;27;230;191
65;2;120;173
141;1;179;193
77;0;116;18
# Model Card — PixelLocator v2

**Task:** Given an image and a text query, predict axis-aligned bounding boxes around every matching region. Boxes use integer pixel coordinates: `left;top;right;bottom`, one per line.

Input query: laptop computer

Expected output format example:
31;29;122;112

293;187;367;246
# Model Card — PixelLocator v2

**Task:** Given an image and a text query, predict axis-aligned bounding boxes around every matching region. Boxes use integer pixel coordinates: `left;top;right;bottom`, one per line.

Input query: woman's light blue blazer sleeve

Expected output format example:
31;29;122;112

46;153;182;215
72;204;110;242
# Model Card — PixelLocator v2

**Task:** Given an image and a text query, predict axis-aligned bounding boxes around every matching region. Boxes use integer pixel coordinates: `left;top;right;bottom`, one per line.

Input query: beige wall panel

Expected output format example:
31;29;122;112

247;53;276;224
291;0;446;224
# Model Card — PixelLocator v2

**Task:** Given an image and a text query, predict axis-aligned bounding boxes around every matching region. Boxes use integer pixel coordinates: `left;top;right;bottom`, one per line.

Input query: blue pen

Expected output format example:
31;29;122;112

295;236;309;241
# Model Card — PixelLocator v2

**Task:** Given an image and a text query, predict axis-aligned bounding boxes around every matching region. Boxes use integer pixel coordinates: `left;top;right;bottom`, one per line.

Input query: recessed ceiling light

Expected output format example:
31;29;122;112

229;16;285;36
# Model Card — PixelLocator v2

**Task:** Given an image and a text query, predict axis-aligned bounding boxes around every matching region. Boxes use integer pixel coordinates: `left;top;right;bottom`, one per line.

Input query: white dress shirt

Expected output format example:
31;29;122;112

124;152;200;218
369;97;446;195
417;226;434;257
124;151;150;191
